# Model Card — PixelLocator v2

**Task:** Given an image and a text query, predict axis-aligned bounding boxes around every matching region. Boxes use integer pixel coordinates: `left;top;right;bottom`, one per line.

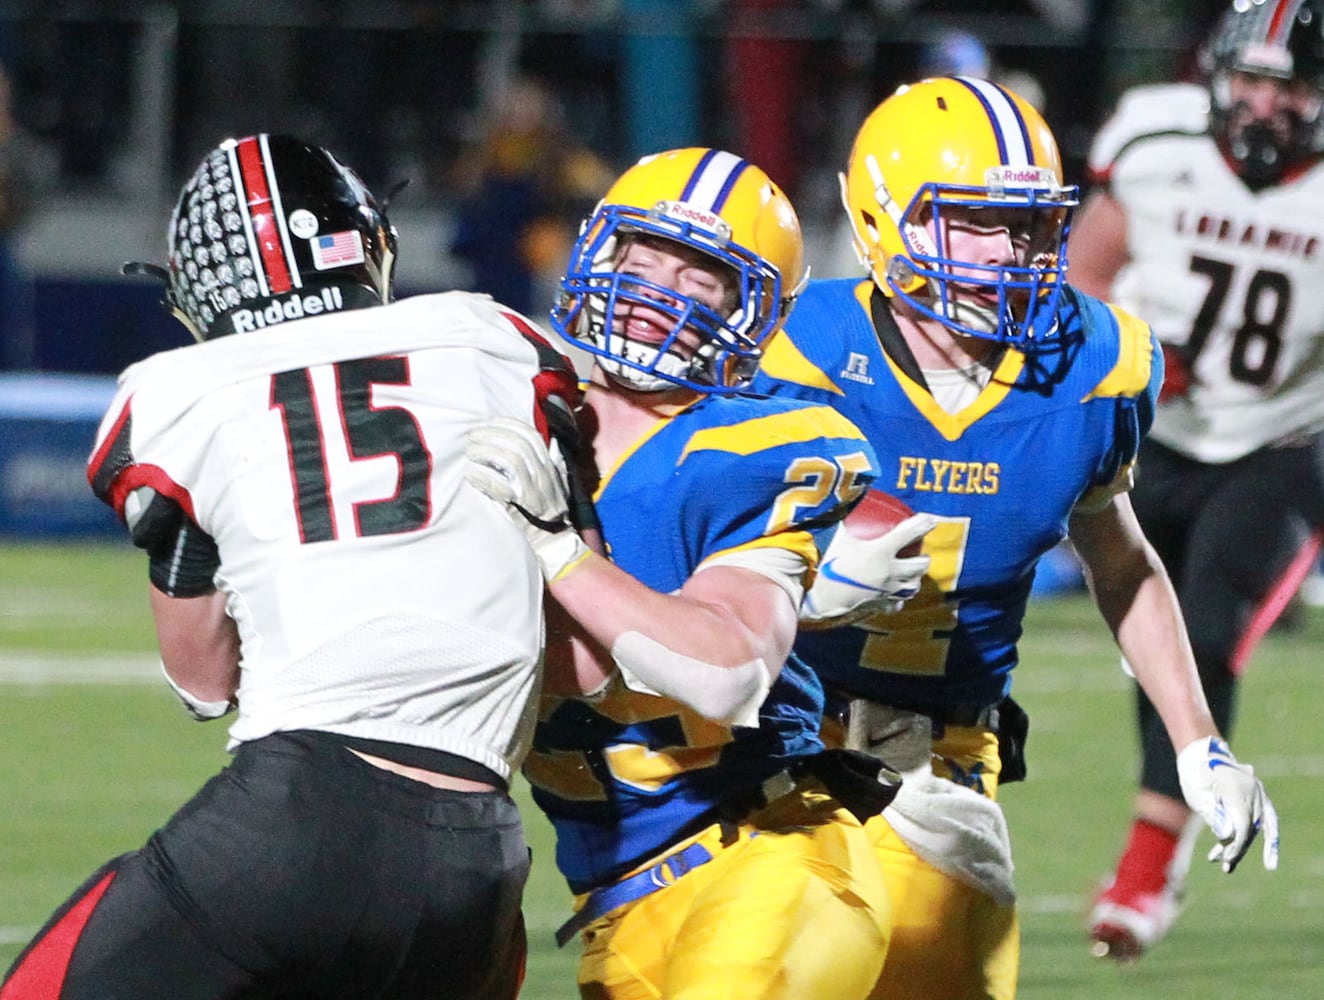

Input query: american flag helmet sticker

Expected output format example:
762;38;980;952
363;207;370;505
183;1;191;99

311;230;365;270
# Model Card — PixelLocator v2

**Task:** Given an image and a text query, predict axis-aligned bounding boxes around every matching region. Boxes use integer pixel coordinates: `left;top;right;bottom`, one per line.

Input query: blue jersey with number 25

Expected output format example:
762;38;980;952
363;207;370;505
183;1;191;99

524;391;877;893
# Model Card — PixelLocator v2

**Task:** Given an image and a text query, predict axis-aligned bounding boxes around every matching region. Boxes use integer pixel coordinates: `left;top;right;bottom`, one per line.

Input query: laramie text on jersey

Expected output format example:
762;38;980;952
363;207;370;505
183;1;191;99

1174;209;1321;259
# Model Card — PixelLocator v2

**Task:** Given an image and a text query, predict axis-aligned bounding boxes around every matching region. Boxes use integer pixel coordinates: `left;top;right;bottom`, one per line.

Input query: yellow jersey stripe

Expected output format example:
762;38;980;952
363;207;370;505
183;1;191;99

759;329;845;395
700;529;822;575
1083;304;1154;401
883;348;1026;443
678;405;867;462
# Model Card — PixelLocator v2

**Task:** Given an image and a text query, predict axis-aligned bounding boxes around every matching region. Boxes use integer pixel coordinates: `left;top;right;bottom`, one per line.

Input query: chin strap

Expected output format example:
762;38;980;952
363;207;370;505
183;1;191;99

122;260;204;341
121;260;169;282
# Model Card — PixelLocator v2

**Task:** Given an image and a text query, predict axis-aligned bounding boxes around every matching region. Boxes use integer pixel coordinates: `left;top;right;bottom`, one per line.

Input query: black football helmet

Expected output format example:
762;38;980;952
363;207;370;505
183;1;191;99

1201;0;1324;186
158;134;397;340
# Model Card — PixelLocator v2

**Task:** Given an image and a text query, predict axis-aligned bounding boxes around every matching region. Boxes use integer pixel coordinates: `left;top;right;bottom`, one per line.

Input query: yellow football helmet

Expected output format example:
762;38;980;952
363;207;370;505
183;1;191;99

841;76;1079;348
551;147;806;392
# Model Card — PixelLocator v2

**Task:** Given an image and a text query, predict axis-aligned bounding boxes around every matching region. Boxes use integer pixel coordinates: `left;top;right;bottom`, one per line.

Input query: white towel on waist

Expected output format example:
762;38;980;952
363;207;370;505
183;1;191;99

883;766;1016;908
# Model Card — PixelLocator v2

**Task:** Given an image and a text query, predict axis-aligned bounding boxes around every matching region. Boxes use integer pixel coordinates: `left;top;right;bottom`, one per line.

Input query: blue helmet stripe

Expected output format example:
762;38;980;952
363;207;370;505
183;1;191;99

954;76;1035;166
679;149;750;212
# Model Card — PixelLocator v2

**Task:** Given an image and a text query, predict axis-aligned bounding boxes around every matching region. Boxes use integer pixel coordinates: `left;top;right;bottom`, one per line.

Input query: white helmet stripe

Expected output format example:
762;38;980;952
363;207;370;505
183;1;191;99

259;134;302;290
956;76;1034;167
679;149;749;211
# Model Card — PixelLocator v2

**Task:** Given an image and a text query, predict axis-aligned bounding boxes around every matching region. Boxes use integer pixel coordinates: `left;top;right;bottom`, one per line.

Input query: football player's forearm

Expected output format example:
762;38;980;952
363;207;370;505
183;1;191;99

1072;496;1218;749
549;556;794;723
550;555;781;667
150;587;241;708
1111;571;1218;749
541;597;615;697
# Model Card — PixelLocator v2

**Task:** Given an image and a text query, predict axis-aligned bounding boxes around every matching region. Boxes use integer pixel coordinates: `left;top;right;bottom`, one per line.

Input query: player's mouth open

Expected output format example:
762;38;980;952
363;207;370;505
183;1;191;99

624;316;667;343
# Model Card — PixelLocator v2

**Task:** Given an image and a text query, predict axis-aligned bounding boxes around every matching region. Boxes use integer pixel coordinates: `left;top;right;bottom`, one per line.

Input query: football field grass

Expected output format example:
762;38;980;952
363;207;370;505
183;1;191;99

2;540;1320;997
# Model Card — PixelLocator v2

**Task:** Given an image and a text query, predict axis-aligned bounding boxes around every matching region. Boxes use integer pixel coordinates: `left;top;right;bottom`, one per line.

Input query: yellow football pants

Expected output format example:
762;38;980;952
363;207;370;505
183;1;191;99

870;724;1019;1000
573;782;890;1000
866;817;1019;1000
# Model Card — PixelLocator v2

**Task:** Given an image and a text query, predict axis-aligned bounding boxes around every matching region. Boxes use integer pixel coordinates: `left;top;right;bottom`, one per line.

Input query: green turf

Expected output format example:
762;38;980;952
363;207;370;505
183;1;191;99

2;541;1320;997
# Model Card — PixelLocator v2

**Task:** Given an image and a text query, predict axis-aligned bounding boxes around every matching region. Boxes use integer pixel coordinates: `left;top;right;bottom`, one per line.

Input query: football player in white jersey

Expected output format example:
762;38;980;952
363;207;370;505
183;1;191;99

1;134;582;999
1071;0;1324;962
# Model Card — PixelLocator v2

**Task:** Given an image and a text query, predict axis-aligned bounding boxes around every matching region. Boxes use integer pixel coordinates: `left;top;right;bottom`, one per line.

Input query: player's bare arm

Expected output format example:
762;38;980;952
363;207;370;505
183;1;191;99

1067;189;1131;299
1068;491;1216;750
541;559;802;701
149;586;240;713
465;411;805;725
1070;491;1278;872
551;557;798;674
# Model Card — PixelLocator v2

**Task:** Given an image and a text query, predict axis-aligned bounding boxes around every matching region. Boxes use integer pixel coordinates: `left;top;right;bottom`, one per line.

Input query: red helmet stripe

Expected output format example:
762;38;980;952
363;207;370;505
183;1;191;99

235;135;295;294
1268;0;1306;45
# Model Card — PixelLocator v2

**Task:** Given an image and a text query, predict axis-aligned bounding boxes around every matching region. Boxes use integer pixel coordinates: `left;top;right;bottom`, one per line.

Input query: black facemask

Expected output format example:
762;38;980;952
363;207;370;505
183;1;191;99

1229;119;1293;189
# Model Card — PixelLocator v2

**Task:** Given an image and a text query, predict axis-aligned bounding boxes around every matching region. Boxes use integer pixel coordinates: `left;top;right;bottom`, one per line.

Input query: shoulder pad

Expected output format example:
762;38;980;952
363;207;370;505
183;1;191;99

1066;287;1158;403
1089;83;1210;175
678;398;870;467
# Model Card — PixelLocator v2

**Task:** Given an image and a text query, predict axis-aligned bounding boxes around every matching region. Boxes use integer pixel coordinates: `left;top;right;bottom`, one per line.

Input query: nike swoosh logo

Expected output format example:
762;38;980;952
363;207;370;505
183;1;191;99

818;559;872;590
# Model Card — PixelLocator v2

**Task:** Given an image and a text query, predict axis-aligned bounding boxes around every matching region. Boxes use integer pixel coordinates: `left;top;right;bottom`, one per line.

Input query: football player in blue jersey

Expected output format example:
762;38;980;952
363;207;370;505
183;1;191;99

1072;0;1324;962
464;147;933;1000
749;76;1279;999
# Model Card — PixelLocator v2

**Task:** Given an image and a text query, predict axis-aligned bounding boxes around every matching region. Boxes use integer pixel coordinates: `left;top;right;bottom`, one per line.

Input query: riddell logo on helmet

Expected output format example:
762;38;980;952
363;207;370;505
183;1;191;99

985;166;1059;191
230;287;346;333
657;201;733;239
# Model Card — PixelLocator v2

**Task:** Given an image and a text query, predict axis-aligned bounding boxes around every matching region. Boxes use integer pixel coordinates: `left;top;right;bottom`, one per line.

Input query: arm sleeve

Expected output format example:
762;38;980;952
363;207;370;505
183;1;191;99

126;488;220;598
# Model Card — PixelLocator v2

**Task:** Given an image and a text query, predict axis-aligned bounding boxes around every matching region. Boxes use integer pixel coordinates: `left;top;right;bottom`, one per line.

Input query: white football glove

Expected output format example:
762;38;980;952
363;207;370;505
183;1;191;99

464;417;590;582
800;513;936;627
1176;736;1280;874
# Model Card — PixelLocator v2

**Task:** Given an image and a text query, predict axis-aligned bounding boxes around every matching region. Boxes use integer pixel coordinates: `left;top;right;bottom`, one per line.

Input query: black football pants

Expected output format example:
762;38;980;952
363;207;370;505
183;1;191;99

1;730;531;999
1130;438;1320;800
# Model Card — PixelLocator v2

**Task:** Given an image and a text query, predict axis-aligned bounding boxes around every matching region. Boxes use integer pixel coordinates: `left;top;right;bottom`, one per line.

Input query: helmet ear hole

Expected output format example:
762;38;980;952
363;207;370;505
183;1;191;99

167;134;396;340
859;209;880;242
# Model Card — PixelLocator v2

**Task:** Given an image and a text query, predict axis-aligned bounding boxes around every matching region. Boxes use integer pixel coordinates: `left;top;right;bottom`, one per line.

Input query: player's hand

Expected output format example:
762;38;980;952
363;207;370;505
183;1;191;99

465;416;590;582
800;513;936;627
1176;736;1280;874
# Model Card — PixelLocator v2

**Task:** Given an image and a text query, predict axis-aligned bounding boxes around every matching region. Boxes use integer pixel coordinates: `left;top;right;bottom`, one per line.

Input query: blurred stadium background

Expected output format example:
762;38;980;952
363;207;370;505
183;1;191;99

0;0;1237;539
2;2;1319;996
0;0;1231;369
